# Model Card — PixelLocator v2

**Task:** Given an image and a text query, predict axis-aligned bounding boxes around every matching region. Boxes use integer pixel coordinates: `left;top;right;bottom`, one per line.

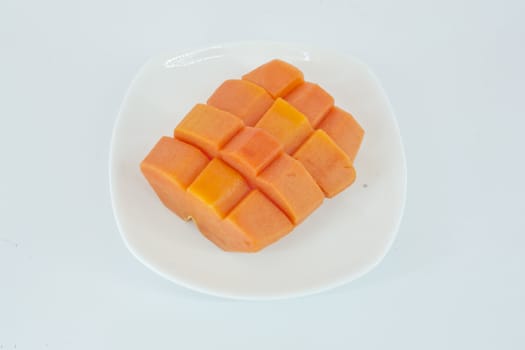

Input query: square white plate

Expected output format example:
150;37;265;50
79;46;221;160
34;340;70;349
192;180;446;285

110;42;406;300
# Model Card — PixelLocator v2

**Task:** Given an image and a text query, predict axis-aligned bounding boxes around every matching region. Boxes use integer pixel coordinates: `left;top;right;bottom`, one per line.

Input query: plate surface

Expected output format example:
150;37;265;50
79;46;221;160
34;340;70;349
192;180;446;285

110;42;406;300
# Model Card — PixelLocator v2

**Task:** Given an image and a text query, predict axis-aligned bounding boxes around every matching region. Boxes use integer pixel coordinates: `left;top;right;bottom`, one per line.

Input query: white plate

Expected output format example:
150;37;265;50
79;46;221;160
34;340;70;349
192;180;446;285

110;42;406;300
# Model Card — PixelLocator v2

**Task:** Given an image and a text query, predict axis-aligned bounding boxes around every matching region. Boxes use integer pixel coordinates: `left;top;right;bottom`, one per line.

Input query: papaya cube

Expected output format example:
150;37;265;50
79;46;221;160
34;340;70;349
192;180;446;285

242;59;304;98
318;107;364;162
140;137;210;219
220;127;283;180
223;190;294;252
284;82;334;127
174;104;243;157
255;98;313;154
207;79;274;126
256;154;324;224
294;130;356;198
187;158;250;218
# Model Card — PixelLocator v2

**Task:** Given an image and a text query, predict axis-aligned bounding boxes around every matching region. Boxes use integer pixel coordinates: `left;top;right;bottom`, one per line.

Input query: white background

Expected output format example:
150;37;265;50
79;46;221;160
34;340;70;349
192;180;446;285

1;0;524;349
